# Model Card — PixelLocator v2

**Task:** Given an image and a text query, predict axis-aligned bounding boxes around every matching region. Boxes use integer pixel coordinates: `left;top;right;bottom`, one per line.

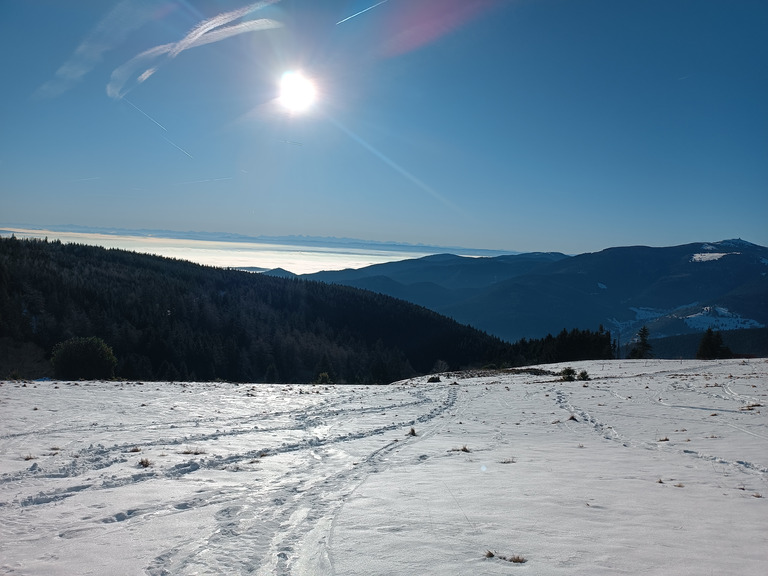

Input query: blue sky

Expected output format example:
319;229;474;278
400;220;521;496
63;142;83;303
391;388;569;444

1;0;766;254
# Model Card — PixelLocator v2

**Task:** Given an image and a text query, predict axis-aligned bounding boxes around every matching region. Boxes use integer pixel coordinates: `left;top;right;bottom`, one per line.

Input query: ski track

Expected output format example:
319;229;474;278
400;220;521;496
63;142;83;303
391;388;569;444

1;360;766;575
550;363;768;478
1;381;458;575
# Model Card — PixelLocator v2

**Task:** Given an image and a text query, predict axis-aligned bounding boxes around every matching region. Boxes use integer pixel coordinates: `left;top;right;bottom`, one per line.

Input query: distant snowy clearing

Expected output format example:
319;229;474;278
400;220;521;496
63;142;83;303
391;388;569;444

1;359;767;575
690;252;734;262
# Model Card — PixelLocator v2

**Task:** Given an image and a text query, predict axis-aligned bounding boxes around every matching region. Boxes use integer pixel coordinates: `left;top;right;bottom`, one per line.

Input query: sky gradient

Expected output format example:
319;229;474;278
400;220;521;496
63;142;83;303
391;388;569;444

2;0;766;254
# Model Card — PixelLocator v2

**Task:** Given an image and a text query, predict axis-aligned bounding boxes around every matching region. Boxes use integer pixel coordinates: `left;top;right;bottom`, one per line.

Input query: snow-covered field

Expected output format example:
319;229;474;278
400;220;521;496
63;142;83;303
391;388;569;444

1;359;766;575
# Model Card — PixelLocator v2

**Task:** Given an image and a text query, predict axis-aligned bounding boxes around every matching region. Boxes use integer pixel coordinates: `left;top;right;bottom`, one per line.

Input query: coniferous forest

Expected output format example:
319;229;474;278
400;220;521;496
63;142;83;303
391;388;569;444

0;237;613;382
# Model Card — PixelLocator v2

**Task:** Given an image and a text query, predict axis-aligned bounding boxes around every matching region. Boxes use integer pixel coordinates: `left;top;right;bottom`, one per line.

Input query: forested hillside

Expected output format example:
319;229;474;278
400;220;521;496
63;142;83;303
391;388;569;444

0;238;614;382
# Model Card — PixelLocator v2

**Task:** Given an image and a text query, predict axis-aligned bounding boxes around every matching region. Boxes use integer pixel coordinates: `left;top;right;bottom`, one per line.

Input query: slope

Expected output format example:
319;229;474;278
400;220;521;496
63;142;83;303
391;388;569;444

0;237;515;382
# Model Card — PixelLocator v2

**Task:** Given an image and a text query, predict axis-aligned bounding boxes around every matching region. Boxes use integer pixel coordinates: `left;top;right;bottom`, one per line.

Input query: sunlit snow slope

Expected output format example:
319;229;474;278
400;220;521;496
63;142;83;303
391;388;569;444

1;359;766;575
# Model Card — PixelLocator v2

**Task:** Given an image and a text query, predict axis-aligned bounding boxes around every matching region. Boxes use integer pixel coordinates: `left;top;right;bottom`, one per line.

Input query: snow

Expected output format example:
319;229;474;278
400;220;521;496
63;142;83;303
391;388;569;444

690;252;734;262
628;306;668;321
684;306;764;331
2;359;767;575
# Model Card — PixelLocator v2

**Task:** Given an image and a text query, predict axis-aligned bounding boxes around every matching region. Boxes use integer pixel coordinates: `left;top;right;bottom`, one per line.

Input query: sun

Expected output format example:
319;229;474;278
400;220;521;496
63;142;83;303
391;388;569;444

278;71;316;113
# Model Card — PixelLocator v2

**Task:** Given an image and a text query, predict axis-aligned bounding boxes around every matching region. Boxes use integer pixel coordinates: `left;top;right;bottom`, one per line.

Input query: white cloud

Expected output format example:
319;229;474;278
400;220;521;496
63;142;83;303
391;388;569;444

33;0;158;99
106;1;282;100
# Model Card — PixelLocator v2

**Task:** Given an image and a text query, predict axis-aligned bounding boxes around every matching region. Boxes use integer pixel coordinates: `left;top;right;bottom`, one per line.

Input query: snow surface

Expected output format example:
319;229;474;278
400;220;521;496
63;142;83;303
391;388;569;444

684;306;765;331
690;252;734;262
1;359;767;575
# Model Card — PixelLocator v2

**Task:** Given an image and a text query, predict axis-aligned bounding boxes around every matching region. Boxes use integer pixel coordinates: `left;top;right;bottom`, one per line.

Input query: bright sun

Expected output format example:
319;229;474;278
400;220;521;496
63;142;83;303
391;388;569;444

279;71;316;113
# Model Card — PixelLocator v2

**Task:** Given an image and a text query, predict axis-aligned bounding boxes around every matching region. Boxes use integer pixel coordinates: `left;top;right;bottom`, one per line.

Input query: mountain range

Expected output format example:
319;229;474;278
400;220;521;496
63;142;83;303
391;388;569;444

291;239;768;344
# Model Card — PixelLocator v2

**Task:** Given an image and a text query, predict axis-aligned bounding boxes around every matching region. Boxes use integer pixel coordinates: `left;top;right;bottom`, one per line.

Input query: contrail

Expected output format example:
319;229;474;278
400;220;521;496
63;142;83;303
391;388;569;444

328;115;459;213
169;0;279;57
107;18;282;99
34;0;157;99
336;0;389;25
162;136;194;159
174;177;233;185
107;0;282;100
123;98;167;131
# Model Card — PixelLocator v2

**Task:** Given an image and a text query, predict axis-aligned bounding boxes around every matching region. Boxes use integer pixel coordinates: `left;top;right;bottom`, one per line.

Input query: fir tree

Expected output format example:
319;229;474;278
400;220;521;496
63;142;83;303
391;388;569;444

628;325;653;359
696;328;732;359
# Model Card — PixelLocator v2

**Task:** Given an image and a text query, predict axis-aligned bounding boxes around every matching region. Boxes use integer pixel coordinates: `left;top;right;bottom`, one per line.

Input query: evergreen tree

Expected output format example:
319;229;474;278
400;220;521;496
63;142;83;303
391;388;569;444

628;325;653;359
51;336;117;380
696;328;732;359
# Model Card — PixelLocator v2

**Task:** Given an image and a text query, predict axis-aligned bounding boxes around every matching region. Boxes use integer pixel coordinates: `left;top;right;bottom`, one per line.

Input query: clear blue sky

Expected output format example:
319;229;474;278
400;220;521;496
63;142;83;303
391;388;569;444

2;0;766;253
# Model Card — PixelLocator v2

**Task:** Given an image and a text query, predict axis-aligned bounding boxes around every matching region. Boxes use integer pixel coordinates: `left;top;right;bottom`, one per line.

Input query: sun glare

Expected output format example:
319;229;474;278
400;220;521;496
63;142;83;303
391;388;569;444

279;71;316;113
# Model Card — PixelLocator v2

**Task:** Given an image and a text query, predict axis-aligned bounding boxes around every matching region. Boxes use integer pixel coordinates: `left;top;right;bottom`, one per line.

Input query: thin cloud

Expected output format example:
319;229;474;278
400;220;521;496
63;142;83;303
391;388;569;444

33;0;158;99
107;1;282;100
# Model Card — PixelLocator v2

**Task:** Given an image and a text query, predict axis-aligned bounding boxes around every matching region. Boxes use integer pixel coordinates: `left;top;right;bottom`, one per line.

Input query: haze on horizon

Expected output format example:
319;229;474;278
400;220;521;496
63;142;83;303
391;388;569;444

1;0;766;254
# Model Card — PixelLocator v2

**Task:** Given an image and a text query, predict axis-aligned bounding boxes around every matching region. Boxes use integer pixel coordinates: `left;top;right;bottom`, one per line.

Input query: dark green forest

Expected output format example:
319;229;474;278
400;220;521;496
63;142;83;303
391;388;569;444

0;237;613;382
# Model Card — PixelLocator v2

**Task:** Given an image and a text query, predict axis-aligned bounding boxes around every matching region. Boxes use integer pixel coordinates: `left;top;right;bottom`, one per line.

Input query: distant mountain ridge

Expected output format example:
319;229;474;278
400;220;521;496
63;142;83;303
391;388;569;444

294;240;768;344
1;224;513;258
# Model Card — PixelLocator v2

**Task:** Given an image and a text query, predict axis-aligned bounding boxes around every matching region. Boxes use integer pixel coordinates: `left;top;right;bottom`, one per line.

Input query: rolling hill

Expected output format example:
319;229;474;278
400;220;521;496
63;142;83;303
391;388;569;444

300;240;768;346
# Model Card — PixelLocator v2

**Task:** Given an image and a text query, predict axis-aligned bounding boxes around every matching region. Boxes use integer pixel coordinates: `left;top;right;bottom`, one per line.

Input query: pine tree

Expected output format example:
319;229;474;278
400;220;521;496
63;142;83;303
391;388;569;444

628;325;653;359
696;328;732;359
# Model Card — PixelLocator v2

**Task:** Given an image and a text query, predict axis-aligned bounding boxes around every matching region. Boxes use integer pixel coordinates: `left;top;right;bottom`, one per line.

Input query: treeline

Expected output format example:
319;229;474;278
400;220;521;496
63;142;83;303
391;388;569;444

0;237;613;382
507;326;615;366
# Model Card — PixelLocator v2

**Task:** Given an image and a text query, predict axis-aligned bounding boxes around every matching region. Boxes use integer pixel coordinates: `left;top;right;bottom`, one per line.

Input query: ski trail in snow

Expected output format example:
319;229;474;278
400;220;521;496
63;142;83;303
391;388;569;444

2;360;765;575
136;382;459;575
549;366;768;480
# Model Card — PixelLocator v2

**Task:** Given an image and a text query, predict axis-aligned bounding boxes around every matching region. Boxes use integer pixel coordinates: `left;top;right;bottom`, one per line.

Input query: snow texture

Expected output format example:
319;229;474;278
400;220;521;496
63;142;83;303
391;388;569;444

684;306;765;331
1;359;767;575
690;252;734;262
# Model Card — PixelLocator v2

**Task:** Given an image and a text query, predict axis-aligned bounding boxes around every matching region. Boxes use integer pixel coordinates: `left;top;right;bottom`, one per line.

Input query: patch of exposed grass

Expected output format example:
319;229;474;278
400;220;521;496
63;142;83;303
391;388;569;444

740;403;762;411
485;550;527;563
138;457;151;468
180;446;206;455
